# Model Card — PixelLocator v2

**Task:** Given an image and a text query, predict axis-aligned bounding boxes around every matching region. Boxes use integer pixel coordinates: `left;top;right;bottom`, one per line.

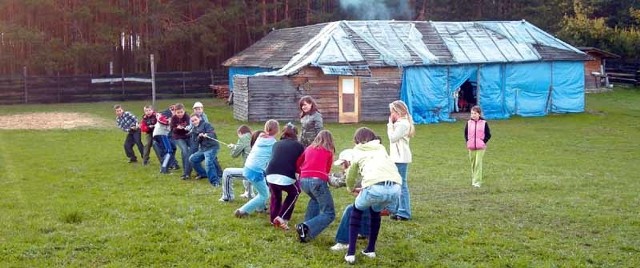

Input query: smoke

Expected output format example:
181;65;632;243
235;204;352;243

339;0;413;20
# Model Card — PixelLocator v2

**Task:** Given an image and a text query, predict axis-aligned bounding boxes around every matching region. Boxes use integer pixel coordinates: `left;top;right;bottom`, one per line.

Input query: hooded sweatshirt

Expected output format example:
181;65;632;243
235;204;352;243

345;140;402;192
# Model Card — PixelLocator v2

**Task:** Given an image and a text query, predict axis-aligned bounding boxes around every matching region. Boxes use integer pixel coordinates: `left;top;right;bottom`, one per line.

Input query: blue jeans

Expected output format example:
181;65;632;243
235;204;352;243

389;163;411;219
189;147;219;185
300;178;335;239
238;169;269;214
174;139;192;177
335;204;370;244
356;182;401;212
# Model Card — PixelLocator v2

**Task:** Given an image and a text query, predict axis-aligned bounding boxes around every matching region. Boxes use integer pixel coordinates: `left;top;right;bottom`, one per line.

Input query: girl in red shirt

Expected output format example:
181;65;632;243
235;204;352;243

294;130;335;243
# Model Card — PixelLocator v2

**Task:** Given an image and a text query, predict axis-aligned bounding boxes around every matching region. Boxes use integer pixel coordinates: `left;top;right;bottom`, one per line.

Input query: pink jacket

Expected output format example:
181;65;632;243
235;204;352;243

466;119;487;150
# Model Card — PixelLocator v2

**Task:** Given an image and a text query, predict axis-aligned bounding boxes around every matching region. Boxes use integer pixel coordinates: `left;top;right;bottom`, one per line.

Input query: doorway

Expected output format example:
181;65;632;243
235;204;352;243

338;76;360;123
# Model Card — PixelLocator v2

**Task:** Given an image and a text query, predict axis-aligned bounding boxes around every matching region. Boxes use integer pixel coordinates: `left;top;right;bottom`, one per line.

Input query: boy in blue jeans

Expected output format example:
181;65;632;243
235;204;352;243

188;114;220;186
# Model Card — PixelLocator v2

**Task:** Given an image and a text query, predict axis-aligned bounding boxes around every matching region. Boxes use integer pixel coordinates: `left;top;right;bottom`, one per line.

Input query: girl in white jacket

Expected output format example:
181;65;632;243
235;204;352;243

387;100;415;221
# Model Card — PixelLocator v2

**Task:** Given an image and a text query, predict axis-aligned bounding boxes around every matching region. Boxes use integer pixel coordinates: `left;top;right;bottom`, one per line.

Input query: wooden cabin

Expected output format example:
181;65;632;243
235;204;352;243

578;47;619;89
225;20;590;124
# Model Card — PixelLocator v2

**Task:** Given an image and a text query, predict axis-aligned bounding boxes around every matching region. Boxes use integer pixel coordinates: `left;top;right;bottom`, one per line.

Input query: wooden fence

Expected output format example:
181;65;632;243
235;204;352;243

605;61;640;86
0;70;228;105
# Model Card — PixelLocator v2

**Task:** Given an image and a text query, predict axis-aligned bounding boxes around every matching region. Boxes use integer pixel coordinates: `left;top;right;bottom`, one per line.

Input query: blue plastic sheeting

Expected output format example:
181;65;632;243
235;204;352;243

477;64;508;120
551;61;585;113
505;62;553;117
400;61;584;124
228;67;274;91
401;66;449;124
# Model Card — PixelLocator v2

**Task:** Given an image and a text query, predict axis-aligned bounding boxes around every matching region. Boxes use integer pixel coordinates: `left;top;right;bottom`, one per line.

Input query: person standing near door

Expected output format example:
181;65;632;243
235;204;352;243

298;95;323;147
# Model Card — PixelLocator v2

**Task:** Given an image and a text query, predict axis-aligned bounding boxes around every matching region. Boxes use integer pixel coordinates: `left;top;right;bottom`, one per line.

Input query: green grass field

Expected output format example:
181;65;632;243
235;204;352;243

1;89;639;267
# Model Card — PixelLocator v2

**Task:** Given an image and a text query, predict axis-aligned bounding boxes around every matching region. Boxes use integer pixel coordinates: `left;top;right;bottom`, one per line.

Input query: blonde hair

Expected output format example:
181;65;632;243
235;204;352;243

264;119;280;136
389;100;416;138
310;130;335;153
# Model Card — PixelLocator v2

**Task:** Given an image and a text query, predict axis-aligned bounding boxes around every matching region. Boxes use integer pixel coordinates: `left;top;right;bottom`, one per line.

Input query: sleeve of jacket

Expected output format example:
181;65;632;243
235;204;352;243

345;160;359;192
313;113;323;132
296;151;306;174
387;121;408;143
325;151;333;174
464;123;468;142
231;135;250;158
483;122;491;143
140;119;149;133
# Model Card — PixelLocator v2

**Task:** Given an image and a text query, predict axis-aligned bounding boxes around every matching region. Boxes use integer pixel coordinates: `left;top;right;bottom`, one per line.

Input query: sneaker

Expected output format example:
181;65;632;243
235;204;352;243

295;223;309;243
180;175;189;180
128;159;138;163
391;215;409;221
472;183;481;188
361;250;376;258
344;255;355;264
195;175;207;180
218;197;229;202
160;167;169;174
234;209;248;218
273;216;290;230
240;192;250;199
330;243;349;251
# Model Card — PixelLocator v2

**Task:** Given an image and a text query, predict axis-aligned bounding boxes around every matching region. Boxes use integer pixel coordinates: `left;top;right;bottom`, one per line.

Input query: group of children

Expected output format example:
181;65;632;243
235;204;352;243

114;102;223;186
113;96;492;264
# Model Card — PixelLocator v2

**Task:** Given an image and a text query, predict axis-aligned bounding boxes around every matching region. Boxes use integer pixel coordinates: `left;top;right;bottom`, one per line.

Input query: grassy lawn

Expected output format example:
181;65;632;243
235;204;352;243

0;89;639;267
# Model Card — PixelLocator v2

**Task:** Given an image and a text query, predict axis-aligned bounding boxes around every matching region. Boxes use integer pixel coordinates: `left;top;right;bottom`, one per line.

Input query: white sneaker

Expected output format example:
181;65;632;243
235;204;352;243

344;255;355;264
330;243;349;251
240;192;250;198
472;183;481;188
361;250;376;258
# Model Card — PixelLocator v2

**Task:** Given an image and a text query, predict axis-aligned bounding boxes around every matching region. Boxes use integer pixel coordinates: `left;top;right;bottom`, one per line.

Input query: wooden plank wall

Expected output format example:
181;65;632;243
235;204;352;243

292;67;339;122
360;68;402;121
232;76;249;121
584;57;602;89
245;76;300;122
234;66;401;123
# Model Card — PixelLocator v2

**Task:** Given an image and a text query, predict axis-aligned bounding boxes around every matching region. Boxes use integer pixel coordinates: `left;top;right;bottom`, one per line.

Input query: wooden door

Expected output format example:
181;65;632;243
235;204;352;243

338;76;360;123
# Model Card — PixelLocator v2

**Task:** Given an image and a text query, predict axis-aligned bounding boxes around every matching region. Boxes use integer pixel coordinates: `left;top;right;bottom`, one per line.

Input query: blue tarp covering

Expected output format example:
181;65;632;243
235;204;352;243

401;66;449;124
505;62;552;117
401;61;584;124
551;61;585;113
228;67;274;91
478;64;508;120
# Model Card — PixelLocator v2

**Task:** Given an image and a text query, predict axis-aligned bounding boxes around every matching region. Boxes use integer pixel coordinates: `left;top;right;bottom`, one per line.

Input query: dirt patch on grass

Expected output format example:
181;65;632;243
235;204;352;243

0;112;112;130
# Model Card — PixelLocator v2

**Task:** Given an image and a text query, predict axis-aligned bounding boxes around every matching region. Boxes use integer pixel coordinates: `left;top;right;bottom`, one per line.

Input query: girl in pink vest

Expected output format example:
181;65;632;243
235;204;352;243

464;106;492;187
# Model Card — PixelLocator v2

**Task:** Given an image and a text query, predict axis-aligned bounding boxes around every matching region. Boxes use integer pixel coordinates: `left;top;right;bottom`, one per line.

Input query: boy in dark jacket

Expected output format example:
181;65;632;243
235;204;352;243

188;114;221;186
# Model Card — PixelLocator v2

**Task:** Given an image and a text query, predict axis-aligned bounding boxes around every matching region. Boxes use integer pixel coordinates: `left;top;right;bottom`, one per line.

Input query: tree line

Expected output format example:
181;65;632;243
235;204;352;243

0;0;638;76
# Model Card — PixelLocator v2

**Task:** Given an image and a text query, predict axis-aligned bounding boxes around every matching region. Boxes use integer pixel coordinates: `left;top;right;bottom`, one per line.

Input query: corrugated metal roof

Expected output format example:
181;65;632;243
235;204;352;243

224;20;589;76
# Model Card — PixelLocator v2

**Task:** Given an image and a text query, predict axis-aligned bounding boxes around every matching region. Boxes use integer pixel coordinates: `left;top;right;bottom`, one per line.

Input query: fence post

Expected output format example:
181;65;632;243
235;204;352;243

23;66;28;104
150;54;156;107
210;68;214;86
121;68;125;101
182;71;186;97
57;72;61;103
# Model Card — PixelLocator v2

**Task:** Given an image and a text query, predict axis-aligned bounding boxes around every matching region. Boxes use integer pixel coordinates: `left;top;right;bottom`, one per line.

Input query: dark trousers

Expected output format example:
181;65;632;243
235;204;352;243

268;181;301;223
143;132;161;164
124;129;144;161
